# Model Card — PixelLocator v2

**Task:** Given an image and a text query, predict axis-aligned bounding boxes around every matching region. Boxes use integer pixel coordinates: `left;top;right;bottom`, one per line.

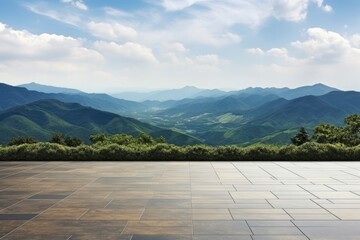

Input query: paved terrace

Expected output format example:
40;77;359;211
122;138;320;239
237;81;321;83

0;161;360;239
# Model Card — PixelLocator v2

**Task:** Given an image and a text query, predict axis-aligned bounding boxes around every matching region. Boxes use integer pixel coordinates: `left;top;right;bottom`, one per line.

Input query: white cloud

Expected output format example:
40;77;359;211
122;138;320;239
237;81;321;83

142;0;331;47
161;49;223;70
350;34;360;48
292;28;351;63
267;48;289;59
247;48;265;55
312;0;333;12
322;5;332;12
0;22;102;62
195;54;220;65
248;46;299;64
26;0;333;48
170;42;188;52
153;0;332;23
162;52;180;64
246;28;360;90
312;0;322;7
87;21;138;41
0;22;112;92
61;0;88;11
94;41;158;63
152;0;205;11
104;7;133;18
26;3;81;26
251;28;359;65
272;0;309;21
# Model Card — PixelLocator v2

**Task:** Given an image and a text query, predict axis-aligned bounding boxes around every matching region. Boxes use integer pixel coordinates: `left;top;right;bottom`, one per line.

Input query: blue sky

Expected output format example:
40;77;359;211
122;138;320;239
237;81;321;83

0;0;359;92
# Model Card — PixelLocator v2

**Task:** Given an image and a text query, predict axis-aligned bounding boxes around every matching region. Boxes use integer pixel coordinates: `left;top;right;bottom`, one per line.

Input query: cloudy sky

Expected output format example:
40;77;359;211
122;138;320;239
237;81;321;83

0;0;360;92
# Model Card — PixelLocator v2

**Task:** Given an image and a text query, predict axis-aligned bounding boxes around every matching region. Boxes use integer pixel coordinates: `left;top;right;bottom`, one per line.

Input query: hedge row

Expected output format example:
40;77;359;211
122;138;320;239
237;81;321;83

0;142;359;161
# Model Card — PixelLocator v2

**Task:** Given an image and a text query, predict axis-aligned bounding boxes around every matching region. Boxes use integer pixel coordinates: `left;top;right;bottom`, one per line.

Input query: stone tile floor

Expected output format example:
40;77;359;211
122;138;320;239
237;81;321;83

0;161;360;239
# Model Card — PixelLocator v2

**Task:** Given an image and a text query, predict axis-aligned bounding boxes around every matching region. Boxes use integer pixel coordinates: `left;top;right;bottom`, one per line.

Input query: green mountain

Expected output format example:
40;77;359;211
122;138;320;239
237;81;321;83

160;94;280;117
251;91;360;127
152;84;337;118
0;82;355;147
0;83;144;115
0;83;47;111
203;91;360;145
0;99;200;145
140;90;360;146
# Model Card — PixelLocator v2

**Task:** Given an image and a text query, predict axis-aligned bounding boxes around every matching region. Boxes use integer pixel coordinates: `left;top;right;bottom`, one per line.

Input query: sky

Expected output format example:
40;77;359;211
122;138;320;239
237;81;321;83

0;0;360;92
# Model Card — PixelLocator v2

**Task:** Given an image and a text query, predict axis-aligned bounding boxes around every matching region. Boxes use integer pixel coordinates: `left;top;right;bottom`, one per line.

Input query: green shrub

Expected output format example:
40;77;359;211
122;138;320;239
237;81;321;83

8;136;38;146
64;136;83;147
0;138;359;161
50;133;66;145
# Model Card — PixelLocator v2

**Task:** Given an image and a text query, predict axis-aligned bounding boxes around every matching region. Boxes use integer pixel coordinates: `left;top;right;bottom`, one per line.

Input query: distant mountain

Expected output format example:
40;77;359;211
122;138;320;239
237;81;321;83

18;82;84;94
208;91;360;145
160;94;280;117
232;83;338;100
0;83;47;111
149;83;338;118
0;99;200;145
319;91;360;113
146;89;359;146
230;86;289;96
281;83;339;99
0;83;144;115
113;86;227;101
250;95;348;128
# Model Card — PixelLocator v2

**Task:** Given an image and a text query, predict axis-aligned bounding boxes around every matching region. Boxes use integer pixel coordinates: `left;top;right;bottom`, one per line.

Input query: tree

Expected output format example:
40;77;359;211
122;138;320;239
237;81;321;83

313;124;340;144
64;136;83;147
345;114;360;134
50;133;82;147
138;133;154;144
50;133;66;145
8;136;38;146
313;114;360;146
90;134;107;144
156;136;166;144
291;127;310;146
343;114;360;146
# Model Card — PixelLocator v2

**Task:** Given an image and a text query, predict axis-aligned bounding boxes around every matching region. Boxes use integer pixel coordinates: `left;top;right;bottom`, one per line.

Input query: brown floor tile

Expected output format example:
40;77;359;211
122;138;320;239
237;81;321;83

80;208;144;220
193;220;251;235
1;199;58;214
0;220;26;237
37;208;88;220
0;161;360;240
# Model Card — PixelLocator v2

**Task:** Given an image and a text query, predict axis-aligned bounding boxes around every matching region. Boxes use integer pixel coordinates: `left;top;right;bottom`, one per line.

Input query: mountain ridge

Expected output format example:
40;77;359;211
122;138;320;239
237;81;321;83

0;99;200;145
0;83;144;115
18;82;85;94
1;81;357;146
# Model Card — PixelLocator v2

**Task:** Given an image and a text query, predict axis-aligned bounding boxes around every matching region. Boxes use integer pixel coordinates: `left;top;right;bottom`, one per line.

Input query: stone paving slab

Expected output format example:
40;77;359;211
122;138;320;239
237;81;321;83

0;161;360;239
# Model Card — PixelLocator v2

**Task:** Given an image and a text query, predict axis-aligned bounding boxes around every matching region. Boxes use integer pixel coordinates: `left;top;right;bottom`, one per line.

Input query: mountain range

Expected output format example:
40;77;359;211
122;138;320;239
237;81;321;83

112;86;227;101
143;90;360;146
111;83;338;102
1;82;358;146
0;99;199;145
18;82;84;94
1;83;143;115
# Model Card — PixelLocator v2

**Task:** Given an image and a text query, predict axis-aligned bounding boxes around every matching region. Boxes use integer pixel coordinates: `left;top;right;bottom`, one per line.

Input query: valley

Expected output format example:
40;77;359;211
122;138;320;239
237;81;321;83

1;82;359;146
